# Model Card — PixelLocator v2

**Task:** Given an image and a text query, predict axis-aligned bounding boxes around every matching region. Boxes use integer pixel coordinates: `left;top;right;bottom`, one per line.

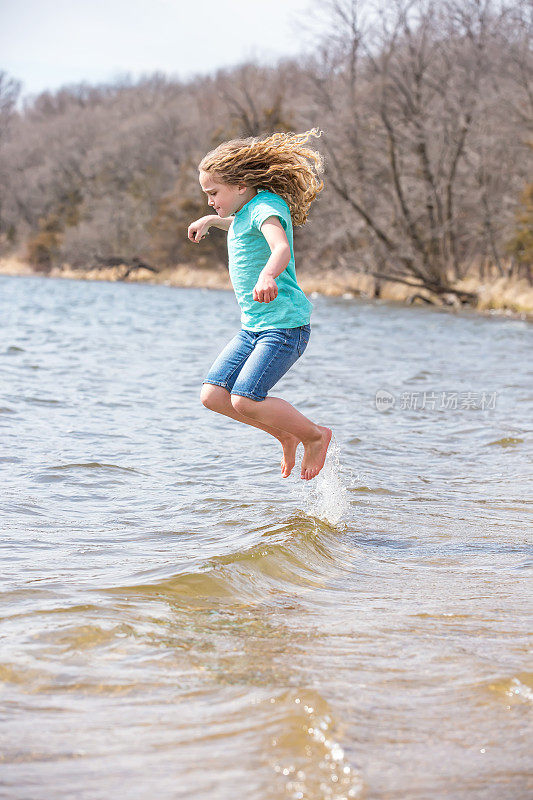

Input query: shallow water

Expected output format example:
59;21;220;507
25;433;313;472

1;274;532;799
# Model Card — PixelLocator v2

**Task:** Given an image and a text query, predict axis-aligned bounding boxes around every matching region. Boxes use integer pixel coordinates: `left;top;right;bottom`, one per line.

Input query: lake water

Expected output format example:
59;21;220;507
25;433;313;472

1;274;532;799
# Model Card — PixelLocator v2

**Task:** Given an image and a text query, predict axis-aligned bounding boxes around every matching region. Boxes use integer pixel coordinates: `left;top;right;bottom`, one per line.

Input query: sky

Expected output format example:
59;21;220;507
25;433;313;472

0;0;317;100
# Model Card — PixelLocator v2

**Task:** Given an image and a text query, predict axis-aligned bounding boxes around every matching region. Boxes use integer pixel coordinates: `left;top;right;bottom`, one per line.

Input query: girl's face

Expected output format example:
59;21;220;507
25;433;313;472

199;171;250;217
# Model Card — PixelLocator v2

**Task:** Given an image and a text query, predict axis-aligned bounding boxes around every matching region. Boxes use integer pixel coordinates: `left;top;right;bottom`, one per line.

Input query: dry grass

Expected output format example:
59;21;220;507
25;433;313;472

0;256;35;276
455;275;533;315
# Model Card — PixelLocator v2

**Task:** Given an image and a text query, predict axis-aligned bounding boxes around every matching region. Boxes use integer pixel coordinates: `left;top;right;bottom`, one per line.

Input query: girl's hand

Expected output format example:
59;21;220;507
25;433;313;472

188;216;212;243
253;273;278;303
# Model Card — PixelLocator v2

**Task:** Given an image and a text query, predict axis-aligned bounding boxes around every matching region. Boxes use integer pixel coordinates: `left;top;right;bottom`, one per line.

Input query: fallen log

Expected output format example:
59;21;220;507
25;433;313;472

93;256;159;279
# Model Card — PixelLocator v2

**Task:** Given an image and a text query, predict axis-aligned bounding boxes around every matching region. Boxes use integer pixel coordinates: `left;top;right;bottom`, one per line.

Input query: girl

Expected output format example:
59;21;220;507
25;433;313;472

187;129;332;481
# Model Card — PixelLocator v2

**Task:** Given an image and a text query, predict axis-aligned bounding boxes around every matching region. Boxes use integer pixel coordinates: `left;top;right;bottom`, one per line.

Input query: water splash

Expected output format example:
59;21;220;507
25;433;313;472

298;436;351;526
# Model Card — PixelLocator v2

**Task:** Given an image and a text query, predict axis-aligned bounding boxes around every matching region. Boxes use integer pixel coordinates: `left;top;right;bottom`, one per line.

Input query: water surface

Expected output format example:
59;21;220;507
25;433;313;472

1;275;532;799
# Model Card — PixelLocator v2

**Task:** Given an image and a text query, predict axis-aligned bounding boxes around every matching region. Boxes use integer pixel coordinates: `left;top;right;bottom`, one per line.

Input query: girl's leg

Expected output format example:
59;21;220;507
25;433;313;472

226;326;331;480
230;394;332;481
200;384;299;478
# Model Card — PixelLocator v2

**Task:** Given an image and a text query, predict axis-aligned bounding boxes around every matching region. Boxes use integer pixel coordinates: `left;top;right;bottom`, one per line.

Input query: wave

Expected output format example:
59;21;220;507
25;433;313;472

101;515;354;608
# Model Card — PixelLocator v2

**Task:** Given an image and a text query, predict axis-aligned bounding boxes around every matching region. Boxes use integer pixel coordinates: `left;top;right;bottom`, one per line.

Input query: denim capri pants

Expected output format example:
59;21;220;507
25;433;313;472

203;324;311;402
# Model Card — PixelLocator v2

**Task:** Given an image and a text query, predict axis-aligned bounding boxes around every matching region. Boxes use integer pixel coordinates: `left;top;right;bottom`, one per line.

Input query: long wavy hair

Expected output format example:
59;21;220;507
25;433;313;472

198;129;324;226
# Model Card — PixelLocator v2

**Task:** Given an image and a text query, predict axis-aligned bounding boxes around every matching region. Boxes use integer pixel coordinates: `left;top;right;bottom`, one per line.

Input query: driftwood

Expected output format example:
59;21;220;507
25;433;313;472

407;293;435;306
94;256;159;280
367;270;477;305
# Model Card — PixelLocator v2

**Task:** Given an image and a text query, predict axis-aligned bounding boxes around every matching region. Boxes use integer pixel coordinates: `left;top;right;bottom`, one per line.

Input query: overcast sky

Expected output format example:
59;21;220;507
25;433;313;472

1;0;317;99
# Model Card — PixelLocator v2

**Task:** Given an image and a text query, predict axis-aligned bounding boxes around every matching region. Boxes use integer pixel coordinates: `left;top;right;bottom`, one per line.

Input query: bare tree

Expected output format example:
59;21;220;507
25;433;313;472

0;72;22;250
303;0;532;299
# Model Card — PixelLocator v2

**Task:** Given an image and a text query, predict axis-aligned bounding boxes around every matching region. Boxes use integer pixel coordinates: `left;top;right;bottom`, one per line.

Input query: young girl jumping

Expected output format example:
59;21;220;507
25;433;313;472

187;129;332;481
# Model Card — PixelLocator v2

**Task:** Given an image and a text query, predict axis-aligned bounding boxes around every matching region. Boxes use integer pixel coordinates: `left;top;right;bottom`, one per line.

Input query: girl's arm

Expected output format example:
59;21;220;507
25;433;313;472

188;214;233;243
208;215;233;231
253;216;291;303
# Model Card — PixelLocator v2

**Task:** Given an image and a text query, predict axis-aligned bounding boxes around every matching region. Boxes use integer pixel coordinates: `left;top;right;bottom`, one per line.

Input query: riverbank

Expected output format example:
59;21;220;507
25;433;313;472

1;256;532;320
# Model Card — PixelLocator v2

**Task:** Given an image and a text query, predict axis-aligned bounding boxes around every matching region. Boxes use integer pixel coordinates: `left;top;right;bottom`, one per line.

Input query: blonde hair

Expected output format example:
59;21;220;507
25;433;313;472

198;129;324;226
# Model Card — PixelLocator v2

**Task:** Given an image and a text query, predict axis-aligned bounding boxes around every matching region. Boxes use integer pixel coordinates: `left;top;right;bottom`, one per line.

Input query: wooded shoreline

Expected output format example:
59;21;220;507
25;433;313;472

2;1;531;312
2;257;532;321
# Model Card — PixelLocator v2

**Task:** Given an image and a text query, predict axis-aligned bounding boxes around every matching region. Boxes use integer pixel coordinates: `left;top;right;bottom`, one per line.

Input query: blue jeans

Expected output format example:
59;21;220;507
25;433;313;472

203;324;311;401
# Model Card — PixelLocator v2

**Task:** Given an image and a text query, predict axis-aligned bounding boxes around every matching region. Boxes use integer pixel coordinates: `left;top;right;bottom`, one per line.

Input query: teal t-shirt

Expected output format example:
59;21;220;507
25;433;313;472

227;189;313;331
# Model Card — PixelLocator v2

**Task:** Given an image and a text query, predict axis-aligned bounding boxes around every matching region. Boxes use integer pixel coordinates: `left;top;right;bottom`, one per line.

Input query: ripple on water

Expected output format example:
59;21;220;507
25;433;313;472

268;688;365;799
32;462;146;485
484;674;533;705
486;436;525;447
20;396;64;405
45;462;143;473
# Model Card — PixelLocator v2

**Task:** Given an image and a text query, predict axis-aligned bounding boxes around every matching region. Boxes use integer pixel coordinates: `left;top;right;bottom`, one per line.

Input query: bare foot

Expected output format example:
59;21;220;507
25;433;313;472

301;426;332;480
279;434;300;478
